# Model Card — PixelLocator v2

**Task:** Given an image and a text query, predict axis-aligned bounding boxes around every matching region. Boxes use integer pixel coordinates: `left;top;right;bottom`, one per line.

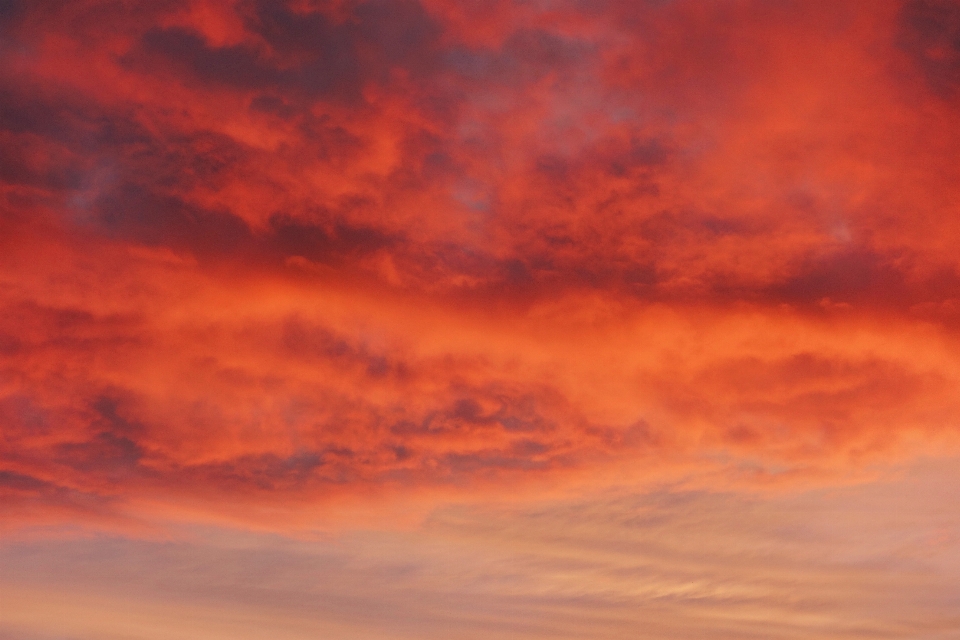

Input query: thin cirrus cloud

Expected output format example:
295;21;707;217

2;0;960;535
3;460;960;639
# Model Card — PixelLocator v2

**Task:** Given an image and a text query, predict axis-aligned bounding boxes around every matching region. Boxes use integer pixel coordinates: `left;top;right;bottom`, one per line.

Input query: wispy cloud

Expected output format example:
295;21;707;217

3;459;960;638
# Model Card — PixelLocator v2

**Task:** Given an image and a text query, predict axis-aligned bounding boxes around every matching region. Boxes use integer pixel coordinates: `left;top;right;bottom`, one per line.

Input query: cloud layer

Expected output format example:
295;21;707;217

4;460;960;639
3;0;960;528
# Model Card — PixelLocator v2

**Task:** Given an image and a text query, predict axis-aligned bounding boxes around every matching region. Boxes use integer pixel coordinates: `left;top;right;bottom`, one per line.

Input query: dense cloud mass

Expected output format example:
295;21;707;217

3;0;960;530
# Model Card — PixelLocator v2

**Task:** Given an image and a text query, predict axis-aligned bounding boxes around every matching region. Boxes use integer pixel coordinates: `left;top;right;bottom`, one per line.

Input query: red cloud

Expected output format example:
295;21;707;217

2;0;960;529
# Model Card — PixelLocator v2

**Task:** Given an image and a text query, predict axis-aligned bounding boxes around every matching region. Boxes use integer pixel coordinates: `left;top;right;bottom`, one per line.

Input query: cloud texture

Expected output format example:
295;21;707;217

4;460;960;639
3;0;960;530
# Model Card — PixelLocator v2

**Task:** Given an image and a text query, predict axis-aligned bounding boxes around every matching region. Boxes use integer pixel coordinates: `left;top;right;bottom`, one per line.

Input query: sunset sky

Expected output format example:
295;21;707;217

2;1;960;638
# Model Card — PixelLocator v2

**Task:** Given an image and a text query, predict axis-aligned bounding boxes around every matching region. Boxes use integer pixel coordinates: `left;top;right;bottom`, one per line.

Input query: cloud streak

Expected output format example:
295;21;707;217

4;459;960;638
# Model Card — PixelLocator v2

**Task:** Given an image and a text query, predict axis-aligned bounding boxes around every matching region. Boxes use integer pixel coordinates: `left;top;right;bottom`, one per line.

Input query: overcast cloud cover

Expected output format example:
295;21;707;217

3;1;960;638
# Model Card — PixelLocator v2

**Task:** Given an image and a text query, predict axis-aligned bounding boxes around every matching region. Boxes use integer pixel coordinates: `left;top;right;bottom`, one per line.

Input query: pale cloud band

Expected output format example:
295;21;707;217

3;458;960;639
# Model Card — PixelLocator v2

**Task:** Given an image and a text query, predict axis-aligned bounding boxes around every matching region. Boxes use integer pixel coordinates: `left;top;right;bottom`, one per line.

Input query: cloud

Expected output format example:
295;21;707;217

3;459;960;638
3;229;959;529
2;0;960;530
899;0;960;98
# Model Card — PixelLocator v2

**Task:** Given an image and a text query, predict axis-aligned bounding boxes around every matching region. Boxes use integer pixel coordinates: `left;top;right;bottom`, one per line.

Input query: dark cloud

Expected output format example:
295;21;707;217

0;468;113;519
96;184;253;254
0;0;25;35
0;470;54;494
269;215;397;265
133;28;274;91
448;28;593;87
766;246;960;312
279;315;407;379
126;0;443;103
55;432;144;477
900;0;960;97
178;451;326;491
639;210;752;245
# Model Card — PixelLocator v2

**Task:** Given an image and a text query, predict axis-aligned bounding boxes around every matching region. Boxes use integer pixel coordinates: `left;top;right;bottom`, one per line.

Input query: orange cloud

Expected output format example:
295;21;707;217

3;0;960;530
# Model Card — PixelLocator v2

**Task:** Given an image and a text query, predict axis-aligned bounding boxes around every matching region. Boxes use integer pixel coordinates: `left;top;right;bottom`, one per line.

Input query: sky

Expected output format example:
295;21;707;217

2;0;960;638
